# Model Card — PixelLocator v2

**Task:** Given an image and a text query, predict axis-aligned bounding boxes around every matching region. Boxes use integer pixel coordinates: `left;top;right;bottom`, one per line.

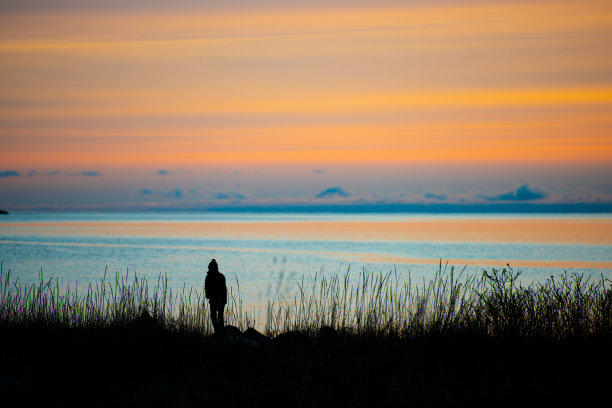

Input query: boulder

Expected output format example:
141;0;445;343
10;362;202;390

128;310;161;331
318;325;338;340
243;327;269;344
223;325;242;338
273;330;309;346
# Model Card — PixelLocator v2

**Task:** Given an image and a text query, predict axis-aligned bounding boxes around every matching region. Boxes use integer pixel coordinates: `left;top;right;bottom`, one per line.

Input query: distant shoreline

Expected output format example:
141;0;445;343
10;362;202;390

2;203;612;213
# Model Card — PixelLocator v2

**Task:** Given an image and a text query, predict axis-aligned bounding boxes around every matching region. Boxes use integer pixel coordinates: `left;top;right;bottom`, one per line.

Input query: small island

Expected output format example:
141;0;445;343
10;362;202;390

0;209;8;214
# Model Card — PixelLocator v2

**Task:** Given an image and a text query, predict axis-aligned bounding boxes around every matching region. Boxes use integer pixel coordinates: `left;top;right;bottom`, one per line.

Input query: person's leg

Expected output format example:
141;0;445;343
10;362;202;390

218;305;225;330
210;303;219;332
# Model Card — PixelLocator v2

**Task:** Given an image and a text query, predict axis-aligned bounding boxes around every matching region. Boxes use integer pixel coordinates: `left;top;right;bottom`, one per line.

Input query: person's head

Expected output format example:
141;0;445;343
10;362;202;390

208;259;218;273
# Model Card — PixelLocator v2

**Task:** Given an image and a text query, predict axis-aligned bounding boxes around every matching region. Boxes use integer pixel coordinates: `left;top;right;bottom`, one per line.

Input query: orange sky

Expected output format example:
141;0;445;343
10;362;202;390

3;217;610;245
0;0;611;207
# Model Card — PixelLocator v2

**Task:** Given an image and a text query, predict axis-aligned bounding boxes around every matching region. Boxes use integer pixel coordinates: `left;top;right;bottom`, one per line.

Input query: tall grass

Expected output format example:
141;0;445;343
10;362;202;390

264;262;611;339
1;261;610;340
0;263;254;334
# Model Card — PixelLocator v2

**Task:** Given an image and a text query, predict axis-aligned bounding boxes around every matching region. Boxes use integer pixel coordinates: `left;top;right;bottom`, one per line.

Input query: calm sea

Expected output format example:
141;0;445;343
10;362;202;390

1;212;610;312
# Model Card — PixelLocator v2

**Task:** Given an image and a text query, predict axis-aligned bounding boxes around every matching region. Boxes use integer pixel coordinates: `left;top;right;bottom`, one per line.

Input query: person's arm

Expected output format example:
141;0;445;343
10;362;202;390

222;275;228;304
205;275;210;299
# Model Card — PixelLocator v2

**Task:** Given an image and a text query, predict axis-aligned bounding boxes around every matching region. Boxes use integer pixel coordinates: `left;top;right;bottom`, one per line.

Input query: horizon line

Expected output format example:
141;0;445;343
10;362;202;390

3;202;612;214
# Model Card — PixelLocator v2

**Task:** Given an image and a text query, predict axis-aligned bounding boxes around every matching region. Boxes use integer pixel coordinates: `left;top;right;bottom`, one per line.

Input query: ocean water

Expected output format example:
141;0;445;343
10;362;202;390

1;212;611;313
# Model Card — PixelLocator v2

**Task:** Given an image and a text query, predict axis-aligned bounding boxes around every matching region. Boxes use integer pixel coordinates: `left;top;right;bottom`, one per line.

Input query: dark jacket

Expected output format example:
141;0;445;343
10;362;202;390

205;271;227;305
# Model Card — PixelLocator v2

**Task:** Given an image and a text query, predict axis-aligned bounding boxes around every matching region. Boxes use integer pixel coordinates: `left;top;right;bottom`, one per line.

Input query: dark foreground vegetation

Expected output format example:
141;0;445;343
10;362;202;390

1;263;610;407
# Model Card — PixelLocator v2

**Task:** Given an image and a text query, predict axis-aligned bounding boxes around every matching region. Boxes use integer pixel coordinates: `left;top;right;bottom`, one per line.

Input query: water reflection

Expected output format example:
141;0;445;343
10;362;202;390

1;213;610;315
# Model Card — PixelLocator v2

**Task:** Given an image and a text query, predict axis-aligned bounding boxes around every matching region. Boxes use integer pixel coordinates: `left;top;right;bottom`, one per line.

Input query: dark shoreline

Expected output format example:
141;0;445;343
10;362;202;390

1;323;609;407
2;267;610;407
3;203;612;213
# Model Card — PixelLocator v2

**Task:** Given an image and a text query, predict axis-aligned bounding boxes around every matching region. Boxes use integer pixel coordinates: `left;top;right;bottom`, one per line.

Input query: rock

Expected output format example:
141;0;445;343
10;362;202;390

128;310;161;331
273;330;309;346
223;325;242;338
243;327;269;344
0;375;29;393
318;325;338;340
0;209;8;215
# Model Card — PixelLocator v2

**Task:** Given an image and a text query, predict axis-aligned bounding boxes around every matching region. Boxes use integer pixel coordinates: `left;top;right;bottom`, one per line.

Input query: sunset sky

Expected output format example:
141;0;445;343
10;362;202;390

1;0;611;210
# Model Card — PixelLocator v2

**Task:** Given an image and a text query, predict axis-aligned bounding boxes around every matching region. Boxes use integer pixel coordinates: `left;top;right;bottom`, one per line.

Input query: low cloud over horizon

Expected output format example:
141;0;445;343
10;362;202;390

316;186;351;199
2;167;610;210
1;170;102;178
139;187;184;199
424;192;447;201
214;191;246;201
163;188;183;198
0;170;20;178
489;184;545;202
78;171;102;177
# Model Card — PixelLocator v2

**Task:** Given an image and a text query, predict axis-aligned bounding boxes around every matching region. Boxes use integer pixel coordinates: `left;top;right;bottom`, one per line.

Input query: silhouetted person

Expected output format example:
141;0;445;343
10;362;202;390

205;259;227;334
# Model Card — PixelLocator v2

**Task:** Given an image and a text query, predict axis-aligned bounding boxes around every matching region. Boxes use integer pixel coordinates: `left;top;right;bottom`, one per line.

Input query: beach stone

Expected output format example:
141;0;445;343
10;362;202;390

223;325;242;338
128;310;161;331
0;375;28;393
318;325;338;340
243;327;269;344
273;330;309;346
